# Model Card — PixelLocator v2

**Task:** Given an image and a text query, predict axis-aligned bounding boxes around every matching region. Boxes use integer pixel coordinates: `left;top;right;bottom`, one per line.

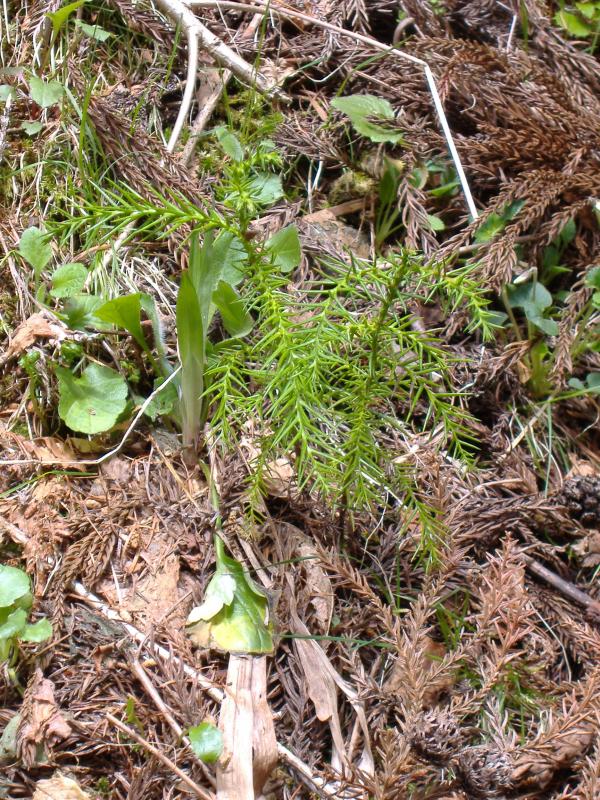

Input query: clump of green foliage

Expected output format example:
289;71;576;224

0;564;52;666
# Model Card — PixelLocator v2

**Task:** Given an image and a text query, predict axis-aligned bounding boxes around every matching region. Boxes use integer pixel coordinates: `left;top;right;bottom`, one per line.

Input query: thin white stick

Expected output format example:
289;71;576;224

506;14;518;52
184;0;479;219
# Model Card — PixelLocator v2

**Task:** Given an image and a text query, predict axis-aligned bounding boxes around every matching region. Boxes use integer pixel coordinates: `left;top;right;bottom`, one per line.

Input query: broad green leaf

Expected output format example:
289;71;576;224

332;94;394;121
21;618;52;642
427;214;445;232
0;714;20;760
96;293;149;352
188;723;223;764
248;173;284;206
474;200;524;243
265;224;301;273
187;542;273;654
47;0;85;37
331;94;404;143
506;282;553;312
212;281;254;338
176;271;205;446
0;85;15;102
555;9;593;35
586;372;600;392
62;294;103;330
214;126;244;161
56;363;128;434
144;375;178;421
568;377;585;391
213;232;246;287
528;314;559;336
0;565;30;607
50;262;87;298
585;266;600;290
74;20;112;40
0;608;28;641
28;75;64;108
559;218;576;245
18;226;52;277
21;120;44;135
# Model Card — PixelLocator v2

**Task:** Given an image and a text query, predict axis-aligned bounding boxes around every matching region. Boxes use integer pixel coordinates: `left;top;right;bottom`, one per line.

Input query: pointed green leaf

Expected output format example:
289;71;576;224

528;314;558;336
187;573;236;623
47;0;85;37
50;262;87;298
188;723;223;764
95;293;149;352
212;281;254;338
21;618;52;642
18;226;52;277
0;85;15;103
74;19;112;40
0;565;30;607
214;126;244;162
62;294;103;330
189;232;222;330
555;9;593;36
213;232;246;287
28;75;64;108
247;173;284;206
176;271;205;446
265;224;301;273
56;363;128;434
331;94;404;143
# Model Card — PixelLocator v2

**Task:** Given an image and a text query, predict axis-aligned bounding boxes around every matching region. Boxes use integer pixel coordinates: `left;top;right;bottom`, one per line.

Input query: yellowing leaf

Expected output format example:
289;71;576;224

187;538;273;654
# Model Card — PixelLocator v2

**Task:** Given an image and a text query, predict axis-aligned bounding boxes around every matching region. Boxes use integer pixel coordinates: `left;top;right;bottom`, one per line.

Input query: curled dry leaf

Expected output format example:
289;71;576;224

17;669;72;768
32;772;92;800
0;312;67;366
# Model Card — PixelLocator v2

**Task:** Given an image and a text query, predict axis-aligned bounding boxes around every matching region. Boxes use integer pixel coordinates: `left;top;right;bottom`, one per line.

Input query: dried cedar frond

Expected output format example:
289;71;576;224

410;708;464;765
511;675;600;791
455;744;513;798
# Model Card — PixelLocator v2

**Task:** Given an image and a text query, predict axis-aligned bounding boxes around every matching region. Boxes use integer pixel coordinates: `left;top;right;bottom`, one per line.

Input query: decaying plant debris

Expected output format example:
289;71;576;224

1;0;600;797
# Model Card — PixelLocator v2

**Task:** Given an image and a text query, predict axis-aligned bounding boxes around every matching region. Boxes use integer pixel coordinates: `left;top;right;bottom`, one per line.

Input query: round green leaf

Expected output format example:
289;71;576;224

28;75;64;109
56;363;128;434
265;225;302;273
0;565;31;607
188;722;223;763
18;226;52;276
50;262;88;298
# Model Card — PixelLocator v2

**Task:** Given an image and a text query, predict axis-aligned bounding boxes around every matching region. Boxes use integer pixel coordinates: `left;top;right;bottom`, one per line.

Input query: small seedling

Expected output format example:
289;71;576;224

0;564;52;667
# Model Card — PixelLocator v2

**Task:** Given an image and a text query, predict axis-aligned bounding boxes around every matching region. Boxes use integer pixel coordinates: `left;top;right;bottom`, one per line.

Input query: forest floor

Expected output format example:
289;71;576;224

1;0;600;798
